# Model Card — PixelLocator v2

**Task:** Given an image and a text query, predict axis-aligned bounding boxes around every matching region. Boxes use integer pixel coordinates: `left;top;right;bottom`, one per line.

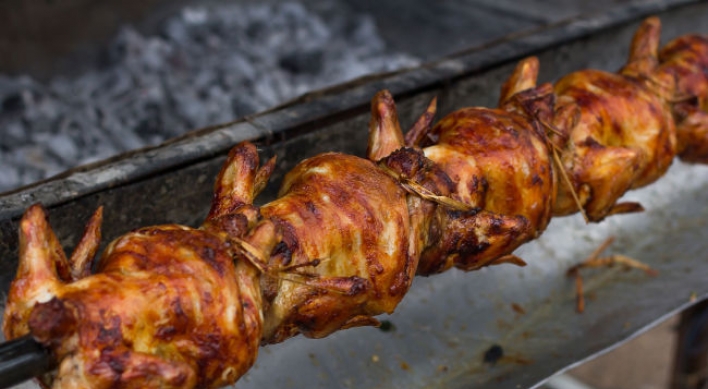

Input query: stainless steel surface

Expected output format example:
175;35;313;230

2;0;708;388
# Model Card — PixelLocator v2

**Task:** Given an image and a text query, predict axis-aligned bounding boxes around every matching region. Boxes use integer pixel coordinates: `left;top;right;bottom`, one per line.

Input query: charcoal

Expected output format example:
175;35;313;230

46;134;78;163
3;121;28;146
0;166;18;191
279;50;325;75
0;2;419;193
2;93;24;112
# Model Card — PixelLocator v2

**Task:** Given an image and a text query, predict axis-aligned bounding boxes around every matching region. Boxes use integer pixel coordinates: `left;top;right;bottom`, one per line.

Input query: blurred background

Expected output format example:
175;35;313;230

0;0;421;192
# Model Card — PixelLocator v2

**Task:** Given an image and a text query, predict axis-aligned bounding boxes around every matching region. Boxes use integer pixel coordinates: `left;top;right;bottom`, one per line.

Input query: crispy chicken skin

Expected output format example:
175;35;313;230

551;68;676;220
205;125;423;345
259;153;416;343
4;16;708;389
401;59;563;275
657;33;708;163
424;108;554;231
4;208;262;389
417;105;554;273
363;88;550;275
549;19;677;221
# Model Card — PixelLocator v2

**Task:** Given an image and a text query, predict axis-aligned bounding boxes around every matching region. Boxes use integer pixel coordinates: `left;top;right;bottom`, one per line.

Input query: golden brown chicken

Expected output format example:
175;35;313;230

3;127;432;387
4;205;263;389
523;18;676;221
253;149;420;343
655;28;708;163
3;16;708;389
411;70;556;274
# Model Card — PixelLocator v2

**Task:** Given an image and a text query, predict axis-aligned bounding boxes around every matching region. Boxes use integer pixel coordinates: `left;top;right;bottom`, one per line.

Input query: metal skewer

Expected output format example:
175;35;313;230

0;335;53;389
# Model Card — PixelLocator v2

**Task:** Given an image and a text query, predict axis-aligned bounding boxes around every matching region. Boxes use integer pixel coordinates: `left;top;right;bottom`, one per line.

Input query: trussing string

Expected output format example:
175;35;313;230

378;165;476;212
509;93;590;223
549;141;589;224
228;235;348;294
631;72;698;104
536;115;590;223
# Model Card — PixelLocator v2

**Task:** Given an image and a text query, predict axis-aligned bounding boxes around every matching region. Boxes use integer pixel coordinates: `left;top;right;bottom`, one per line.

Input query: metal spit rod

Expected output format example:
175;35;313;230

0;335;53;388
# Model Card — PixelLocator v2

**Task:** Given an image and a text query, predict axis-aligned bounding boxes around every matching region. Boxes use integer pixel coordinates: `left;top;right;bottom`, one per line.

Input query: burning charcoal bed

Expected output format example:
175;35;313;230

1;1;708;389
0;2;418;193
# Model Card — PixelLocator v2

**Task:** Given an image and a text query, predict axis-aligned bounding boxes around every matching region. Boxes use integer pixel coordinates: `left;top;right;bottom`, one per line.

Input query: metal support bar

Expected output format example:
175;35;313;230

671;300;708;389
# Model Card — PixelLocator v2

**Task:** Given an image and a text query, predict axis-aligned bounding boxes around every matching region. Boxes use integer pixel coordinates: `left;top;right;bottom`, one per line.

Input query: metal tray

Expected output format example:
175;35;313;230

2;0;708;388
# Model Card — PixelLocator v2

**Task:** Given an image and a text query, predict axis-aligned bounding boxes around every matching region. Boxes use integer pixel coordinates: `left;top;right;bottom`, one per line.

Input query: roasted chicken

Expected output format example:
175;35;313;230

656;29;708;163
4;206;263;389
3;17;708;389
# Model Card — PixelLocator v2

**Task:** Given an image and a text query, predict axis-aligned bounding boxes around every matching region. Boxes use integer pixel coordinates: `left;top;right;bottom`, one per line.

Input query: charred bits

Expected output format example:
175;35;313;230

483;344;504;365
378;320;396;333
511;303;526;315
28;297;77;346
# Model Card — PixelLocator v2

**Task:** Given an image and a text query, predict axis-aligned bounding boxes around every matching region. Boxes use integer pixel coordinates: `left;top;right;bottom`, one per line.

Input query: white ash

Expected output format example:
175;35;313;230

0;2;419;193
